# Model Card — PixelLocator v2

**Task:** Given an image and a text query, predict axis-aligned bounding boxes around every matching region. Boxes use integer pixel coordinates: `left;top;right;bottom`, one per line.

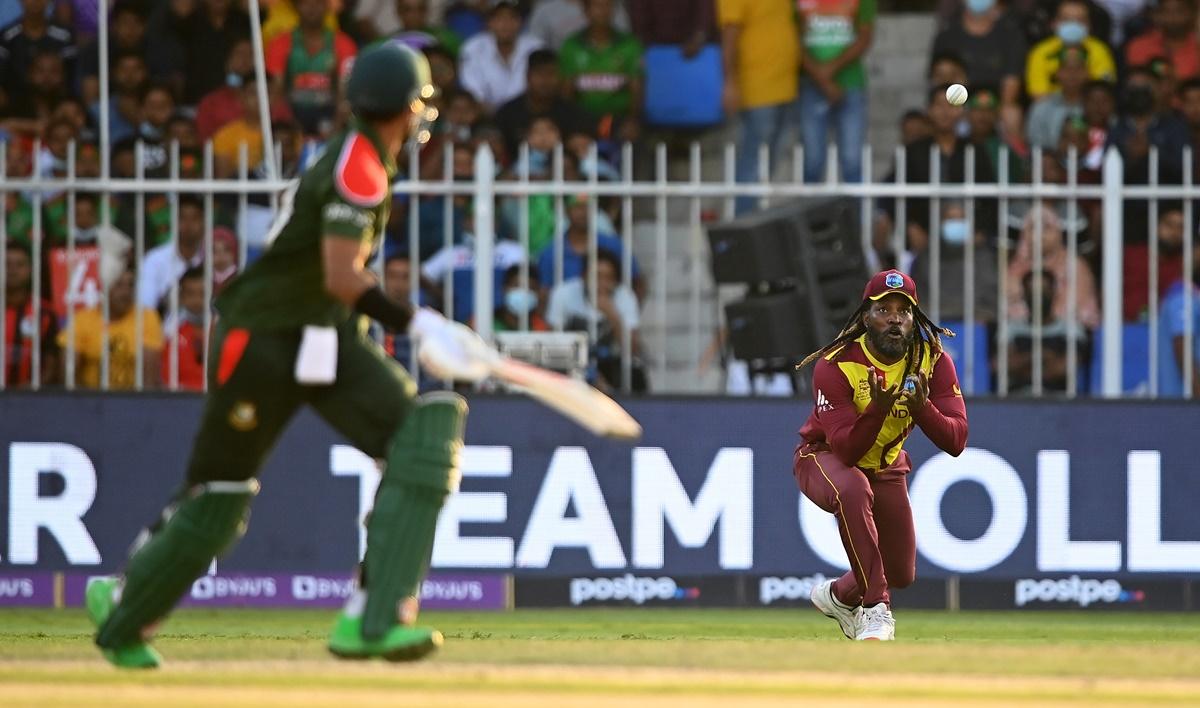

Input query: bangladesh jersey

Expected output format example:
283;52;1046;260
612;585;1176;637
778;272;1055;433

798;0;875;90
559;29;643;119
216;119;396;330
798;333;967;471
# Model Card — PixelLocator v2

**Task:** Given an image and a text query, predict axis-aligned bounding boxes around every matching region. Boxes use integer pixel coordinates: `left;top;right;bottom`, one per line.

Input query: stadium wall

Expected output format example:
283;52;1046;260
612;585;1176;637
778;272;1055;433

1;394;1197;609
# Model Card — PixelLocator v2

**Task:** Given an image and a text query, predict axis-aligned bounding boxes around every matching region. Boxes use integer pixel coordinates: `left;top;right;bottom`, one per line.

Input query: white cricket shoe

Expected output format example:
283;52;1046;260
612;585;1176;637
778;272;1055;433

810;579;858;640
856;603;895;641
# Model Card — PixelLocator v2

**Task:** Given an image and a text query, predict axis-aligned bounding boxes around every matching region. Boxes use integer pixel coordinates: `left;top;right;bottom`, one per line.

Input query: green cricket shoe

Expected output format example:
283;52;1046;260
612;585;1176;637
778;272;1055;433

327;612;443;662
85;577;162;669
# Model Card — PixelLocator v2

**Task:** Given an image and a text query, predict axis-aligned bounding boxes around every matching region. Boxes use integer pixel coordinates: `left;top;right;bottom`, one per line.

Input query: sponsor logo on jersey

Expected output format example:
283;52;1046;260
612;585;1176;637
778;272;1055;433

1014;576;1146;608
816;390;833;412
568;574;699;606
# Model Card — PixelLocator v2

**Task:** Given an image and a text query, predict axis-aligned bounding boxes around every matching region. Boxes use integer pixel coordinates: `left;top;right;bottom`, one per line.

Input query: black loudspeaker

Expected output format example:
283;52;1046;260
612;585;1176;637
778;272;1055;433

725;292;816;363
707;209;800;285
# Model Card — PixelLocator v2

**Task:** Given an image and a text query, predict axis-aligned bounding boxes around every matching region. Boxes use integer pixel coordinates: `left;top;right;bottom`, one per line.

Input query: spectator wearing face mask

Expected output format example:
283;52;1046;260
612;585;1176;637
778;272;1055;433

492;264;549;332
1026;0;1116;100
910;200;999;324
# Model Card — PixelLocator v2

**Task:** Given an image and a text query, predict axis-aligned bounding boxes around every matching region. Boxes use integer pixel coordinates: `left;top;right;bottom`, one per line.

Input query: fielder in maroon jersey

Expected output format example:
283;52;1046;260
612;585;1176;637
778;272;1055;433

794;270;968;640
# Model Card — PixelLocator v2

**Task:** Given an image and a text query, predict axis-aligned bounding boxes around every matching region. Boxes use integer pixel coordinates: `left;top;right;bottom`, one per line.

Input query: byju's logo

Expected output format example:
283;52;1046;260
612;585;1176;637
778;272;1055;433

1014;576;1146;608
759;574;828;605
569;574;700;606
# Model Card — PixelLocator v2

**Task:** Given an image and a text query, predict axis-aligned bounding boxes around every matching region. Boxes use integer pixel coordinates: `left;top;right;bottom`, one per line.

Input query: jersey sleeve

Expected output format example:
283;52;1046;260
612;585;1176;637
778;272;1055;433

323;133;387;240
913;350;968;456
812;357;889;468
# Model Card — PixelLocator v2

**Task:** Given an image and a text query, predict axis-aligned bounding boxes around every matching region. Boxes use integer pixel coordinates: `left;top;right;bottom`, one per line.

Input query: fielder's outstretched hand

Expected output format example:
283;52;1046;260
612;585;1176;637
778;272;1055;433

867;366;904;412
408;308;495;382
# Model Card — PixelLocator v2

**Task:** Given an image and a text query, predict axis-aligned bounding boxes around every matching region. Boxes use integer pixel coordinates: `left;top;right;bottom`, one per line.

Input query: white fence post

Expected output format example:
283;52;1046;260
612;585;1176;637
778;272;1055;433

1101;147;1124;398
474;144;496;343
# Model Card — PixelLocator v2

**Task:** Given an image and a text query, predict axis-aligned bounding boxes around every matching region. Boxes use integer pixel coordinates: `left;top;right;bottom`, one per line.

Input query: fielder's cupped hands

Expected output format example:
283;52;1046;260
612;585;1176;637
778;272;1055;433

900;371;930;412
867;366;904;411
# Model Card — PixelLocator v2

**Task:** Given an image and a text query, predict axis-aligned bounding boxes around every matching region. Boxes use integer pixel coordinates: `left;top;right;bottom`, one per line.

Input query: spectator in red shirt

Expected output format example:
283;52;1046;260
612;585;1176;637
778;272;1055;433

196;38;293;142
1127;0;1200;81
4;240;60;387
161;266;207;390
266;0;356;137
1124;204;1188;321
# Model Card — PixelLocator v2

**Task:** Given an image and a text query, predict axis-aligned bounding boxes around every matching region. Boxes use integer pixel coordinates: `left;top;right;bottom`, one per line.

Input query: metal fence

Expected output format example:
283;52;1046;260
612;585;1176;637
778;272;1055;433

0;138;1195;399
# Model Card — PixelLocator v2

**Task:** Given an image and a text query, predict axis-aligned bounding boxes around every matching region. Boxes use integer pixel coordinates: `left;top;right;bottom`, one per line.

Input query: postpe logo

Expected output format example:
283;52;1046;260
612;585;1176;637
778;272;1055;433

758;573;829;605
568;574;699;606
1014;575;1146;608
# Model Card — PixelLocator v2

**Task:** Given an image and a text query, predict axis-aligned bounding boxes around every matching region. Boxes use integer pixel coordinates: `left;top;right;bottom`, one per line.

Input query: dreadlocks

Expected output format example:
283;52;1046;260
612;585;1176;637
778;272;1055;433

795;301;956;381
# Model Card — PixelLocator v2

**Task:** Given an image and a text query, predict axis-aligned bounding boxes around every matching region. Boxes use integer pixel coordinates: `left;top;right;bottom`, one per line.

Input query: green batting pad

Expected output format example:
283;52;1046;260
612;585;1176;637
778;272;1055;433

96;481;258;649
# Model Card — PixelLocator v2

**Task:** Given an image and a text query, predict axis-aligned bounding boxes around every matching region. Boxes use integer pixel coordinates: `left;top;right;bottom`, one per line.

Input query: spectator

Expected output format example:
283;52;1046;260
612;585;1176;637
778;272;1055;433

389;0;463;55
629;0;713;55
1127;0;1199;81
77;1;145;105
213;76;268;177
931;0;1025;135
439;88;483;145
1092;0;1149;47
139;194;206;311
89;50;145;144
1180;76;1200;152
546;247;646;392
51;94;92;140
1027;45;1089;151
536;193;642;297
352;0;402;42
1026;0;1116;100
0;0;76;95
565;128;620;181
59;265;163;390
161;266;206;390
1110;65;1188;195
967;85;1026;182
717;0;799;215
3;240;59;387
1005;268;1088;393
197;39;293;142
261;0;340;44
383;252;437;307
797;0;874;184
420;213;528;322
168;0;252;104
1124;204;1188;320
1006;205;1100;330
7;50;67;124
493;263;549;331
927;50;968;89
1157;237;1200;396
458;0;544;112
72;191;133;291
266;0;356;137
493;48;592;159
900;108;933;146
212;226;239;293
910;200;1000;323
496;116;569;257
1081;78;1117;170
401;141;472;259
424;43;458;93
883;85;997;260
530;0;630;51
559;0;643;142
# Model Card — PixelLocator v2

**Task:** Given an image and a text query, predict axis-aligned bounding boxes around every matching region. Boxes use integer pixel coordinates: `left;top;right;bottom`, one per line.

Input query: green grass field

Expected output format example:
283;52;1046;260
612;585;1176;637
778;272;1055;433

2;608;1199;706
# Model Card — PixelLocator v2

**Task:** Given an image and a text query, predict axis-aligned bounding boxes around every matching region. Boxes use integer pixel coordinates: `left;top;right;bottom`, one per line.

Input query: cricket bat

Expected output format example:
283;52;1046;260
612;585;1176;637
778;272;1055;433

488;356;643;441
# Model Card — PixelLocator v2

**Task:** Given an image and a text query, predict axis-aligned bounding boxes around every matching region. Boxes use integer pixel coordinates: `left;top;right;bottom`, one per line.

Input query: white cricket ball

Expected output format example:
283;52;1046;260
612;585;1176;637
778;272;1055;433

946;83;968;107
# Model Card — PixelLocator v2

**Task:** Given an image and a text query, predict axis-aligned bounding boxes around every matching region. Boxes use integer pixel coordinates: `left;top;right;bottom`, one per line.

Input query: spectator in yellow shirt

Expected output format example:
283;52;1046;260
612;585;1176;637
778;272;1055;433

59;267;163;390
1025;0;1116;99
717;0;800;215
213;76;266;178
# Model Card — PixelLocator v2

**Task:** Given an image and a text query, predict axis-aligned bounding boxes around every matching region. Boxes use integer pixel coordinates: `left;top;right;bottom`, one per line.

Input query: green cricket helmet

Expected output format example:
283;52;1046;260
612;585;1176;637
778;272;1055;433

346;42;438;143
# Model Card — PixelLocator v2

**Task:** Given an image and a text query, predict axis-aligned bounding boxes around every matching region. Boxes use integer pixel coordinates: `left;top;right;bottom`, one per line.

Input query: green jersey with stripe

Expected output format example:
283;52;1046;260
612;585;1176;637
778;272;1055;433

215;118;397;330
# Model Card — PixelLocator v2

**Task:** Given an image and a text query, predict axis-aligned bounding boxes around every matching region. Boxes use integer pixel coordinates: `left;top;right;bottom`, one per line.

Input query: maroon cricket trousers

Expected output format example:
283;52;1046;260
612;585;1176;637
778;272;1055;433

793;441;916;608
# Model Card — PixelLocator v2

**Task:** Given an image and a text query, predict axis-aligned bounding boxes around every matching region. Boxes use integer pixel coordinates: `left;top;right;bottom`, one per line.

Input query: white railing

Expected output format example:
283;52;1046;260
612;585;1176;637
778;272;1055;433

0;139;1194;399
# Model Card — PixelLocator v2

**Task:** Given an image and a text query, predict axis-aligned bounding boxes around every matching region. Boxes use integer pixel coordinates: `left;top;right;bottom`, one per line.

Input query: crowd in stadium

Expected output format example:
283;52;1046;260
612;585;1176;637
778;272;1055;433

1;0;1198;396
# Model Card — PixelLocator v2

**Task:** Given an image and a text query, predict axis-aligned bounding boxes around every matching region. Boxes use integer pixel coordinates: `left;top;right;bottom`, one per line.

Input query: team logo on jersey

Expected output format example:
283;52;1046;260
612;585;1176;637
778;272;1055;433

815;389;833;412
885;272;904;289
228;401;259;431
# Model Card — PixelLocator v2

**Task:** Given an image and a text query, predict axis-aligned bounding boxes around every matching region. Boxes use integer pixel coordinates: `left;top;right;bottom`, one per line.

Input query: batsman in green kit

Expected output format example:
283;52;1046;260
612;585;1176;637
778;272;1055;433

87;43;495;669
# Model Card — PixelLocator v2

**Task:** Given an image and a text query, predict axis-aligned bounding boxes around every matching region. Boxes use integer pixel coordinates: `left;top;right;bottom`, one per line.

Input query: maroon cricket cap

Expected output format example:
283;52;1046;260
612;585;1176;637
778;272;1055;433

862;269;919;305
